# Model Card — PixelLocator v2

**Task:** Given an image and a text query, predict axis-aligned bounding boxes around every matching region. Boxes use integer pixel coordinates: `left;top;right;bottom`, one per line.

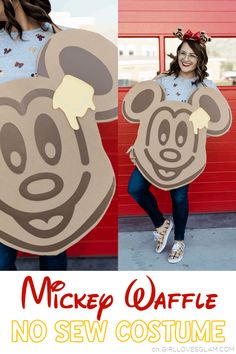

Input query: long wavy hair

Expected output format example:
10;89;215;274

0;0;58;38
165;40;209;85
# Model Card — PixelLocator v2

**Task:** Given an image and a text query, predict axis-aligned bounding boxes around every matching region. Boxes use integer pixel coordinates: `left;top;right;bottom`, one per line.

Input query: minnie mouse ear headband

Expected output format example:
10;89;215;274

173;28;211;44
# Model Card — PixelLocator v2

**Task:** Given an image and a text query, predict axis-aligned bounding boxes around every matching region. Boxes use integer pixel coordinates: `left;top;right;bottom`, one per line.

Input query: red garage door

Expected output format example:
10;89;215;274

119;0;236;215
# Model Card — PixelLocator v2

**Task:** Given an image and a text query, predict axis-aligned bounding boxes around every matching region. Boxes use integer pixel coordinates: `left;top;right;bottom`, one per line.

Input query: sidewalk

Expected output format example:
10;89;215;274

119;213;236;271
16;257;117;271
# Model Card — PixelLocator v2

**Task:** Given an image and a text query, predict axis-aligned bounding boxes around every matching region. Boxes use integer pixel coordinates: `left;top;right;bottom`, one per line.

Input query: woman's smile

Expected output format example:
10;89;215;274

181;62;192;67
178;42;198;77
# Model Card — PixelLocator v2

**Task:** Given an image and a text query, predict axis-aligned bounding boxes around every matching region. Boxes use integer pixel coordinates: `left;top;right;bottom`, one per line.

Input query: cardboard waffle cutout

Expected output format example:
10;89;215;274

0;29;117;255
122;80;232;190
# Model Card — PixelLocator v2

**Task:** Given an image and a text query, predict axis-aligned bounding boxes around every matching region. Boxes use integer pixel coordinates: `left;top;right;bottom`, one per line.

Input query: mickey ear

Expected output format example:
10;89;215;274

37;29;117;122
188;87;232;136
122;81;165;123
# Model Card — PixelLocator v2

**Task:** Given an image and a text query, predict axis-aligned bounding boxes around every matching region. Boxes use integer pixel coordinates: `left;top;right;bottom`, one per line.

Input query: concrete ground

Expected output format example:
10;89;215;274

119;213;236;271
16;257;117;271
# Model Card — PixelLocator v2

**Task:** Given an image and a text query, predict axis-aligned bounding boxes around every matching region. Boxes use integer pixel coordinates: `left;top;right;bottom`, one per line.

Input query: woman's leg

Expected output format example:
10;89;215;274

128;167;165;228
0;243;17;271
39;251;67;271
168;185;189;263
170;185;189;241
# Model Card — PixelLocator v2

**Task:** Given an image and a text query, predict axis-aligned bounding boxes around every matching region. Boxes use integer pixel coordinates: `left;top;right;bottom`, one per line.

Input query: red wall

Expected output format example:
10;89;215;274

119;0;236;215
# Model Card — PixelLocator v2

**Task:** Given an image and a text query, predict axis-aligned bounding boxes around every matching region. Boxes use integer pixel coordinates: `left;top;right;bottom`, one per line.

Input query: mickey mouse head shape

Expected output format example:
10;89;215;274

122;80;231;190
0;29;117;255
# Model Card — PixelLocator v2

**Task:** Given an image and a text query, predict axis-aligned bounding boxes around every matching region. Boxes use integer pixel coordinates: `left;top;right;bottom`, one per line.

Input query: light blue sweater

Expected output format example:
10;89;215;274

154;74;218;102
0;23;54;85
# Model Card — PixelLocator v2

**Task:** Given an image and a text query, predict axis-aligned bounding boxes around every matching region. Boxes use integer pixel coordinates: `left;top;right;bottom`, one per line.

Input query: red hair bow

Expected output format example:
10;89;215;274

183;30;201;43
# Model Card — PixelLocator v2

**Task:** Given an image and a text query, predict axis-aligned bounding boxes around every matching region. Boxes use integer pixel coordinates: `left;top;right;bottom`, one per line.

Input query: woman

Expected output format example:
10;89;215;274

0;0;67;270
128;29;217;264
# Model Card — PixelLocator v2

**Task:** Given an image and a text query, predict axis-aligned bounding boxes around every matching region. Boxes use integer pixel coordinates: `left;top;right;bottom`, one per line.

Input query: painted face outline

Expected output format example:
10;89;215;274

144;105;200;181
0;29;117;255
0;90;115;253
0;90;92;239
122;80;232;191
